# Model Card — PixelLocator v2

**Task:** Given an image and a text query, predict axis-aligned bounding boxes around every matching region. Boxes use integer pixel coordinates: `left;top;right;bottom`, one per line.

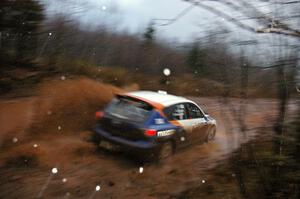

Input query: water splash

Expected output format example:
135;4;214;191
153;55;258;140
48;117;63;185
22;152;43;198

87;185;101;199
37;167;58;198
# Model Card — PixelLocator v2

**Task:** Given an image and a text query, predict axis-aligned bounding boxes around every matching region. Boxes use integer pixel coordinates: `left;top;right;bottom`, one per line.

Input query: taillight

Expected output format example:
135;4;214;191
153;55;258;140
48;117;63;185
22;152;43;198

144;129;157;137
95;111;104;120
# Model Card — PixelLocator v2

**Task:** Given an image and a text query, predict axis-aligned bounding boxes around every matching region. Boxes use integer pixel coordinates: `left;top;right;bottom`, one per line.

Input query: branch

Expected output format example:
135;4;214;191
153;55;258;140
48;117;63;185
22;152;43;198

181;0;300;39
256;27;300;38
272;1;300;5
188;0;256;32
153;4;195;26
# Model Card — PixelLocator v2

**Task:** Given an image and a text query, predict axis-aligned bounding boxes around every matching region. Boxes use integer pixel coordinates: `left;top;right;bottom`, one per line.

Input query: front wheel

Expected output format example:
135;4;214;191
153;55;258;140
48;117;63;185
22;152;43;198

206;126;216;142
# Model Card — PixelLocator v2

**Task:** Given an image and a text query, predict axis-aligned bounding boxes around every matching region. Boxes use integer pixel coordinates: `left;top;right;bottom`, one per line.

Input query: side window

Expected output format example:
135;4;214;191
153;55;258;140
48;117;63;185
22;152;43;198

186;103;204;119
163;103;188;120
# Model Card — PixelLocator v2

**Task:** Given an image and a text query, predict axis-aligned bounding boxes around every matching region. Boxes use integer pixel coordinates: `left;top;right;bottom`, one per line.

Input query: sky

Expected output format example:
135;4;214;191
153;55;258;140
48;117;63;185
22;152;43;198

43;0;235;42
43;0;299;66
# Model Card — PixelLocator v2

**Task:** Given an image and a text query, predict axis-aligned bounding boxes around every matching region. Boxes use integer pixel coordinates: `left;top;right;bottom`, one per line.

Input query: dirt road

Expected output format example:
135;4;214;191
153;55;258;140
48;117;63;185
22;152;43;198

0;83;285;199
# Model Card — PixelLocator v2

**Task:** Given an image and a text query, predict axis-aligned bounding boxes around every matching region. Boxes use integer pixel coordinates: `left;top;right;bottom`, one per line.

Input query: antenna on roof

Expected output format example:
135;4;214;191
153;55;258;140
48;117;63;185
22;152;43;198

158;90;167;94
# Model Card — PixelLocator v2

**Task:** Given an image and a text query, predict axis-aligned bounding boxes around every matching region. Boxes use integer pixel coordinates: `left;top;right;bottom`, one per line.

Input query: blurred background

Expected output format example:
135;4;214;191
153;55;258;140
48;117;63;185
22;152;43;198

0;0;299;198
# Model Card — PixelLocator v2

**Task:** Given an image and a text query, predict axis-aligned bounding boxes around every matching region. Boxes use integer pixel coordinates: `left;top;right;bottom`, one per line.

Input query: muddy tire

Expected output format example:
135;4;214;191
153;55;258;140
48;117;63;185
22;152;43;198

206;126;216;142
157;141;174;162
92;133;102;146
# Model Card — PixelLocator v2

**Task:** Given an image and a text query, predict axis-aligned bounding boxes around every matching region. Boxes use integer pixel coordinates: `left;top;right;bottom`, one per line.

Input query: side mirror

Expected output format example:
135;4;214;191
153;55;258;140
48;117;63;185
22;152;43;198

204;114;210;121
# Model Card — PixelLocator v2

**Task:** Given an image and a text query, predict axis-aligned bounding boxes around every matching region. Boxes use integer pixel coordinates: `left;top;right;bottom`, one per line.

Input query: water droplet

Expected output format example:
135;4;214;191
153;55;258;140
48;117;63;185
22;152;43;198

95;185;101;191
139;167;143;174
163;68;171;76
12;137;18;143
51;168;58;174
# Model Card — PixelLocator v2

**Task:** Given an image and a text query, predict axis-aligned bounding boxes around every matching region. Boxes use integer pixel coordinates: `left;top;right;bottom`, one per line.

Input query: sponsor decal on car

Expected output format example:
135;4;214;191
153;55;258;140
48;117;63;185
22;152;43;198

157;129;175;137
155;118;165;124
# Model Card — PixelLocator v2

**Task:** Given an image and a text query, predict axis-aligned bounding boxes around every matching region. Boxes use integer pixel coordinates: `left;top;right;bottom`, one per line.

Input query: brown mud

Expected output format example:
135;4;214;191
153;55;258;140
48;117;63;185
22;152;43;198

0;78;288;198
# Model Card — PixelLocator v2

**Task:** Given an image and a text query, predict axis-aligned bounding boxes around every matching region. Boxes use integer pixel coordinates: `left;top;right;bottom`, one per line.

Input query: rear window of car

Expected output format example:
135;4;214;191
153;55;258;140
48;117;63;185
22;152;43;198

105;96;153;122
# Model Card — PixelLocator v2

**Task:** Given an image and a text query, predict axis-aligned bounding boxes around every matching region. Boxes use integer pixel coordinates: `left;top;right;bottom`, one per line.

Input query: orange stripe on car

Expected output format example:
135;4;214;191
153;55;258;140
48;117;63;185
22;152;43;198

169;120;181;127
119;93;165;110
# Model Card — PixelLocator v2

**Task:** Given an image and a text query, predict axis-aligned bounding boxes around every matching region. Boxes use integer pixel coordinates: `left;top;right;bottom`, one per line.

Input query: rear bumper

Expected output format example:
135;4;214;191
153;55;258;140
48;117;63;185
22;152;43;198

93;126;158;153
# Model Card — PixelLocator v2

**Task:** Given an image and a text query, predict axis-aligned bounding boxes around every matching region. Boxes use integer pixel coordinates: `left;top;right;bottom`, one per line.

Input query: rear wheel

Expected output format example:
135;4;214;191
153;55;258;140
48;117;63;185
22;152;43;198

92;133;102;146
206;126;216;142
157;141;174;161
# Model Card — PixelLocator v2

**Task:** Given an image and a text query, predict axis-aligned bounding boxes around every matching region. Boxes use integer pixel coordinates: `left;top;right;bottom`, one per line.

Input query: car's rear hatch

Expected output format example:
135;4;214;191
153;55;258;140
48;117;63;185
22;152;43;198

98;95;153;141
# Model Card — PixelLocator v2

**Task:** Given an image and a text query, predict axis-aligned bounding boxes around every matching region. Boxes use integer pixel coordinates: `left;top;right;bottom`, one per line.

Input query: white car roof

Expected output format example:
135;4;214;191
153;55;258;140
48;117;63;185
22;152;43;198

126;91;194;107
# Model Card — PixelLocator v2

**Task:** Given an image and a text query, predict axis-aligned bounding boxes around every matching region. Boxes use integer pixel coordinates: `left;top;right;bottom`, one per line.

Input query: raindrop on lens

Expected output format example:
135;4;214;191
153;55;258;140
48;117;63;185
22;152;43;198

139;167;144;174
163;68;171;76
12;137;18;143
95;185;101;191
52;168;58;174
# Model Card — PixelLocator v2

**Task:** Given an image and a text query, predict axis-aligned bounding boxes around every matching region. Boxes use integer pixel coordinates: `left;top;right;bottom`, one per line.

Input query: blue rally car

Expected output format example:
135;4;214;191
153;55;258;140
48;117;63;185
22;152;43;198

93;91;217;160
